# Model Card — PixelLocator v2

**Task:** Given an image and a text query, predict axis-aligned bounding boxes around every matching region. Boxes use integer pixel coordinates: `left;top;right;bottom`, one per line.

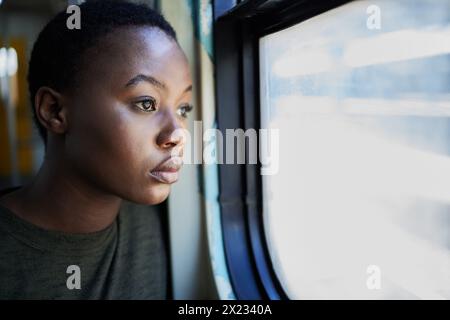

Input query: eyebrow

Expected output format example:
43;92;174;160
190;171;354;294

125;74;167;90
125;74;193;93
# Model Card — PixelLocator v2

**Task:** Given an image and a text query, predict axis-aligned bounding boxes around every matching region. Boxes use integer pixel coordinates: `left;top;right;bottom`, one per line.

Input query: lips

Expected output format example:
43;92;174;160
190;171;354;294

149;156;183;184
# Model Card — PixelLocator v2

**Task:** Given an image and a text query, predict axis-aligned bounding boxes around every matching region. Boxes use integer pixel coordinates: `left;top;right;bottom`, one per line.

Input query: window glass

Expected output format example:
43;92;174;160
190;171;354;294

260;0;450;299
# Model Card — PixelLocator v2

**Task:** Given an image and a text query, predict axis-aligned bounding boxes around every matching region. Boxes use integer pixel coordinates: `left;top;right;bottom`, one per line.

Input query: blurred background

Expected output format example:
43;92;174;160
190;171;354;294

0;0;65;189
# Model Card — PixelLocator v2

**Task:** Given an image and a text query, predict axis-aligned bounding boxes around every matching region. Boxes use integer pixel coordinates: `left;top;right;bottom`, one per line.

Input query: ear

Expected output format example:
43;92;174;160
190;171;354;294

34;87;69;137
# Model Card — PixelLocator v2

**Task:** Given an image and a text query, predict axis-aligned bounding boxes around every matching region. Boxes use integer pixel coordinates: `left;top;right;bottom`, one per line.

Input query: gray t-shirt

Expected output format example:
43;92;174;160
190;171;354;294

0;193;168;300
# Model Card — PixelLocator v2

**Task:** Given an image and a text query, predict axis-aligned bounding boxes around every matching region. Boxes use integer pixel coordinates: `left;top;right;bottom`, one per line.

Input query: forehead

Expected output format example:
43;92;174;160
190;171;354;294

79;26;191;92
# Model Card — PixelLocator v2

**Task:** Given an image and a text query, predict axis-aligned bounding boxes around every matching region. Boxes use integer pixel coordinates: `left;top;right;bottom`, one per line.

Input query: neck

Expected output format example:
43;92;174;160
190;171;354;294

1;153;122;234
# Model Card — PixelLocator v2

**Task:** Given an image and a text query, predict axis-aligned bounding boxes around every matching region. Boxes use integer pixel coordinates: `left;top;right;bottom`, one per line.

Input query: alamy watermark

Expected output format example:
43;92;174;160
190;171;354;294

66;265;81;290
66;5;81;30
169;121;280;176
366;264;382;290
366;4;381;30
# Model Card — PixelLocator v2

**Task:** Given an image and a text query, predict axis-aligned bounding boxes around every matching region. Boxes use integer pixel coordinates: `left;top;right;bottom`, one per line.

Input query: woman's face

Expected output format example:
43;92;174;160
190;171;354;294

63;27;192;204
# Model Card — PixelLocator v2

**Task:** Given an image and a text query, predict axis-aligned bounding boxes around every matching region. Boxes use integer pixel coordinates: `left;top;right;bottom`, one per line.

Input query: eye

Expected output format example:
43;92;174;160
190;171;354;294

177;104;193;118
133;97;157;113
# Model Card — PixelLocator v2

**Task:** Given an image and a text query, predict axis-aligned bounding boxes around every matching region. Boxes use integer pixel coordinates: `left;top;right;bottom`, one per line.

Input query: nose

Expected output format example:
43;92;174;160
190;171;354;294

156;110;186;151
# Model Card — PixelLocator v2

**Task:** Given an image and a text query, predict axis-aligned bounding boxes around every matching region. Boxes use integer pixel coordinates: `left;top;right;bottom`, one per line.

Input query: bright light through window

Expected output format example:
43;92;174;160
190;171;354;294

260;0;450;299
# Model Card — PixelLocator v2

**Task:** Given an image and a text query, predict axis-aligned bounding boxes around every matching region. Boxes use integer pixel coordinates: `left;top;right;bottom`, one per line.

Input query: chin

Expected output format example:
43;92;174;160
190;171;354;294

133;184;171;205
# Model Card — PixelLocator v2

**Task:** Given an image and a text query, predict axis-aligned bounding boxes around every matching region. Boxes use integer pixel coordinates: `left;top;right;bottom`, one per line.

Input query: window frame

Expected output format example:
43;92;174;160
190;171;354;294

214;0;354;299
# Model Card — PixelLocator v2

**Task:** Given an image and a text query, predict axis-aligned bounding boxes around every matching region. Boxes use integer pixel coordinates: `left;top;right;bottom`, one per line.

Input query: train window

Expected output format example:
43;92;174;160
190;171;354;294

260;0;450;299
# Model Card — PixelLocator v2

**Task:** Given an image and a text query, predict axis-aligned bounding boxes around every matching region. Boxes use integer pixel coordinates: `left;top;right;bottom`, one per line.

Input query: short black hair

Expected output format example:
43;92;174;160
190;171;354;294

28;0;177;144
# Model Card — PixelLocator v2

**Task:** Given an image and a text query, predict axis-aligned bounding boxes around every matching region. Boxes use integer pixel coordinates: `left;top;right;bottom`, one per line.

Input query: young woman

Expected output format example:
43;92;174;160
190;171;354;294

0;0;193;299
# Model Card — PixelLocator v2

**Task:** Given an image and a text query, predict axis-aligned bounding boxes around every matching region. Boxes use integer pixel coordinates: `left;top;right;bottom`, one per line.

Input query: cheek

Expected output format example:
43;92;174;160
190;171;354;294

66;102;145;187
